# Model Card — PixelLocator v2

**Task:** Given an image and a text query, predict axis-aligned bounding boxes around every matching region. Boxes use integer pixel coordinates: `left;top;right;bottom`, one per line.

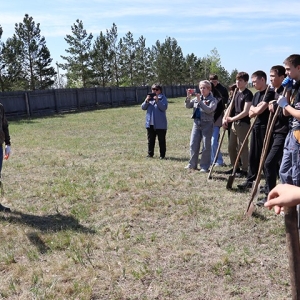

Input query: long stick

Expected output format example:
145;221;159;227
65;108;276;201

246;87;286;215
208;88;237;180
226;115;258;189
284;206;300;300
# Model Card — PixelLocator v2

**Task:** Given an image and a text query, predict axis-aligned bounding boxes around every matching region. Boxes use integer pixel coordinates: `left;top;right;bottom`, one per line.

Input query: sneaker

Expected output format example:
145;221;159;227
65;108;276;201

214;163;226;167
184;165;197;170
260;185;266;194
224;168;241;175
199;168;208;173
0;203;11;212
256;197;267;207
159;156;165;160
146;154;153;158
237;181;253;190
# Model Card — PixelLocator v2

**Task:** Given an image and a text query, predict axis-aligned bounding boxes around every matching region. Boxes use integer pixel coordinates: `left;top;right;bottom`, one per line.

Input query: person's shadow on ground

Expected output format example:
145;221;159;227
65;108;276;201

0;210;96;254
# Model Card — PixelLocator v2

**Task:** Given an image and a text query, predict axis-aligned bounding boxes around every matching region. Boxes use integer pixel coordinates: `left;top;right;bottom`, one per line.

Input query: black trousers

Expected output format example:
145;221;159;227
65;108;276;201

247;125;267;183
263;133;286;194
147;126;167;157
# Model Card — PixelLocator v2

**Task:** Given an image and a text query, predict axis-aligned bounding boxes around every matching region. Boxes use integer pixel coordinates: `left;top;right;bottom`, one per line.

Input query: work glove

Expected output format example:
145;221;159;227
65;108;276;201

4;145;10;160
277;95;288;108
281;76;293;91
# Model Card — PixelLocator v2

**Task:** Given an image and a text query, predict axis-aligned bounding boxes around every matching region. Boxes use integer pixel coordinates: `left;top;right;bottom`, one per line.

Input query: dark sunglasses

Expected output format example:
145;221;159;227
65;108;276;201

152;88;159;91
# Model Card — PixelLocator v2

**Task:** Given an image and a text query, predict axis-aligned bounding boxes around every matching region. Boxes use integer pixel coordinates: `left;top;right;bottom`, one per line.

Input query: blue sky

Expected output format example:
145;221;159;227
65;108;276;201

1;0;300;83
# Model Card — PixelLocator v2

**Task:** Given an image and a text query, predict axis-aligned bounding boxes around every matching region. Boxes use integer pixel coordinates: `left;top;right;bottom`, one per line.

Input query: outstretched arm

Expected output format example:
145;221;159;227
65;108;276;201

264;184;300;214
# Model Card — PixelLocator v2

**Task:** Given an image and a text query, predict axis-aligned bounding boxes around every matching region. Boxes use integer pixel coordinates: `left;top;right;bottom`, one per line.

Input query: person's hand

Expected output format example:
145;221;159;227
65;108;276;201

196;94;201;102
281;76;293;91
265;184;300;214
277;95;288;108
4;145;10;160
186;88;193;97
226;116;233;123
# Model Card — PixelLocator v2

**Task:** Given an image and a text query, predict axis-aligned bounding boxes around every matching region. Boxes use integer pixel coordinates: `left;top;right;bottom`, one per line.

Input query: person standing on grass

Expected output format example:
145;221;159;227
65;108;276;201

141;83;168;159
209;74;229;105
223;72;253;177
210;83;226;167
237;70;275;190
256;65;290;207
0;102;11;212
277;54;300;187
184;80;217;172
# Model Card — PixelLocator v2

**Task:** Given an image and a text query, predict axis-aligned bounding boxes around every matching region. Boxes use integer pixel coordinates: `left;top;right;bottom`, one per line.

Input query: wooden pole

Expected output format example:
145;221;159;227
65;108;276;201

284;206;300;300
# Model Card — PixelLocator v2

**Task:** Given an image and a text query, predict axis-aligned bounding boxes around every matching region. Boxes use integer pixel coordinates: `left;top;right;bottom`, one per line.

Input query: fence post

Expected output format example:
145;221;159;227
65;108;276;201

54;89;58;113
24;92;31;117
76;89;80;110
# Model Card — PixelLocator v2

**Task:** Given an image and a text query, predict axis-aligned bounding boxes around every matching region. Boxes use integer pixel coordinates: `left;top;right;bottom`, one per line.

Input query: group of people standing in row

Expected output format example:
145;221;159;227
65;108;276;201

141;54;300;209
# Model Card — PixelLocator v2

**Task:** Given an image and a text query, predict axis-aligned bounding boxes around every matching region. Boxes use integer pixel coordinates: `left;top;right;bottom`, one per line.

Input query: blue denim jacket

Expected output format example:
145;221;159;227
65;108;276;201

141;94;168;129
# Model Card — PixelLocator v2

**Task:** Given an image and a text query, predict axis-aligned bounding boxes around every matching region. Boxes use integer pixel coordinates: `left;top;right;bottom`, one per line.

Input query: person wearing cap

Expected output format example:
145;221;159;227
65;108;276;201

141;84;168;159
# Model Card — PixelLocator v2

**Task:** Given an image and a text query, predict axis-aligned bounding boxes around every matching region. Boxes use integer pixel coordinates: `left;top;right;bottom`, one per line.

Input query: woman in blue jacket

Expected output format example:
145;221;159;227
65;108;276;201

141;84;168;159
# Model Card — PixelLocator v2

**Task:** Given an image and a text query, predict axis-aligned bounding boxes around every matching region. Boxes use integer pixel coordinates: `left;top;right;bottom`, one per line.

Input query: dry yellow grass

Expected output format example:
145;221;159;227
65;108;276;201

0;97;292;299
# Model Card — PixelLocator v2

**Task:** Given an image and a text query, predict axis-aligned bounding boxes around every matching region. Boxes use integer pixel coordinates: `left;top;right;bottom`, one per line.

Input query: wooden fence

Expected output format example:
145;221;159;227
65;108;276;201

0;85;195;119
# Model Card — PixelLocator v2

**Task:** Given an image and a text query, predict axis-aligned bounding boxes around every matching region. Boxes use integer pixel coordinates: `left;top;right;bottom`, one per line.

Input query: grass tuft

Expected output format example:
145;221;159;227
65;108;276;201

0;98;292;299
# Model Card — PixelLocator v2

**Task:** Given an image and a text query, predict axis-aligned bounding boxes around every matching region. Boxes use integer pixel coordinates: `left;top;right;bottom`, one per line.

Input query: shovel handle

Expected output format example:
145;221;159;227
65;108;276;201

208;89;238;180
284;206;300;299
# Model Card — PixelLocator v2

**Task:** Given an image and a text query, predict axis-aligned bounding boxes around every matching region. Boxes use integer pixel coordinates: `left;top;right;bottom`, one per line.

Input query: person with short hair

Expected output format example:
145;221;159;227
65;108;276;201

209;74;229;105
256;65;290;206
141;84;168;159
223;72;253;177
185;80;217;172
209;84;225;166
237;70;275;190
277;54;300;187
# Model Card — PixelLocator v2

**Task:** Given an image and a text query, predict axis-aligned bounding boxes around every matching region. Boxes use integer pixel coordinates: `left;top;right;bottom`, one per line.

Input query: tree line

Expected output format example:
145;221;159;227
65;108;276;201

0;14;238;92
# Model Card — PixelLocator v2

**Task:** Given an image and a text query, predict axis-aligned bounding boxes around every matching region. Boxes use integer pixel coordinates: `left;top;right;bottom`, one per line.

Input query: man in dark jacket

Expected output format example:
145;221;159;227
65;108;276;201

0;103;11;212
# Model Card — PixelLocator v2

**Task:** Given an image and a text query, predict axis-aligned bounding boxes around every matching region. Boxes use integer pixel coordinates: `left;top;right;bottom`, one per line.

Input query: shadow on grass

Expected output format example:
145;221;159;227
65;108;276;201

251;210;268;221
166;156;189;162
0;210;96;234
207;175;228;182
27;232;51;254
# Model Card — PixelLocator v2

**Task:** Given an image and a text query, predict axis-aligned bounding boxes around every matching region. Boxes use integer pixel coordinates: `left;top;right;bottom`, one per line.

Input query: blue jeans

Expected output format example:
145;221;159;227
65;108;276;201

279;131;300;186
211;126;223;165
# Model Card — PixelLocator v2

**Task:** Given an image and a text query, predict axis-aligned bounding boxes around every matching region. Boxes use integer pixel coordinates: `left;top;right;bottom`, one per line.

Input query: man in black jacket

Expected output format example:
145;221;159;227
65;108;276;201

209;74;229;166
0;103;11;212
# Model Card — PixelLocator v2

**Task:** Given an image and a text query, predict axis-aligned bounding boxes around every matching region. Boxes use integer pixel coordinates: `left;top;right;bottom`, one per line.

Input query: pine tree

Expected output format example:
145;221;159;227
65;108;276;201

0;25;24;91
14;14;56;90
61;19;93;88
90;31;112;87
106;23;121;87
134;36;152;86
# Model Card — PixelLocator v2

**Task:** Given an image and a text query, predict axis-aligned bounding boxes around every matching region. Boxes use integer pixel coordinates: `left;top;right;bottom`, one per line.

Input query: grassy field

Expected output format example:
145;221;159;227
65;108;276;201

0;97;292;299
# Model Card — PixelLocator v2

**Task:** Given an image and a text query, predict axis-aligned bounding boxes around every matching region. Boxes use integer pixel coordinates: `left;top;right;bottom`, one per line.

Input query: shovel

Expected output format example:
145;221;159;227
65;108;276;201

226;116;258;189
208;88;237;180
284;206;300;299
245;111;275;216
245;87;287;216
227;85;271;189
